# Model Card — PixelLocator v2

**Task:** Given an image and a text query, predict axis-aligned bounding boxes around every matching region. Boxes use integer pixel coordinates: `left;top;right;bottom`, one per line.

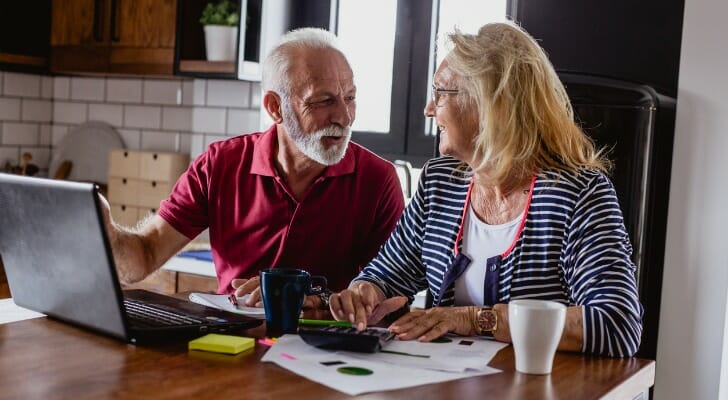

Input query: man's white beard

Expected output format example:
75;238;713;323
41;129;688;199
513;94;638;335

282;103;352;166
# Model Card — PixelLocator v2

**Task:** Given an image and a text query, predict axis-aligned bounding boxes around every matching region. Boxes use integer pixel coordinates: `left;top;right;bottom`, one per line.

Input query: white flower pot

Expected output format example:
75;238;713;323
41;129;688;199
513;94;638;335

203;25;238;61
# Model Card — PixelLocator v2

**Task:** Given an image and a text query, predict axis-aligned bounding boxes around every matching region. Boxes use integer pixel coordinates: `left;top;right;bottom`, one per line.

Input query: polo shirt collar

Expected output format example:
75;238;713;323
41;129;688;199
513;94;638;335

250;124;278;177
250;124;356;178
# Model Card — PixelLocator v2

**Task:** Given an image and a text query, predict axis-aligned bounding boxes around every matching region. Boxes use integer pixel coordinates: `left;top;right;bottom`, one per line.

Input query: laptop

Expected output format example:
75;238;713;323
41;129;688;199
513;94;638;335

0;173;261;344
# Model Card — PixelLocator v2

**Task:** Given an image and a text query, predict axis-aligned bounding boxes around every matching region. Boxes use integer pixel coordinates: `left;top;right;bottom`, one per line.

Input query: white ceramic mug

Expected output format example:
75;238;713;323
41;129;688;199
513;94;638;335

509;299;567;374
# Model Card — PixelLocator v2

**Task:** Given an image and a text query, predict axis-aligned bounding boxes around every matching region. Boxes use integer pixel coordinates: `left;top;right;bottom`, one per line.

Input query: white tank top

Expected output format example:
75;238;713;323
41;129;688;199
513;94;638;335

454;203;522;306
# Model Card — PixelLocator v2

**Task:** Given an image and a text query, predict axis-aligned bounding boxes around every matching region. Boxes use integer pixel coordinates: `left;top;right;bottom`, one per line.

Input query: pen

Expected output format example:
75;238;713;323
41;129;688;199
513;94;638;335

298;318;353;328
228;294;238;306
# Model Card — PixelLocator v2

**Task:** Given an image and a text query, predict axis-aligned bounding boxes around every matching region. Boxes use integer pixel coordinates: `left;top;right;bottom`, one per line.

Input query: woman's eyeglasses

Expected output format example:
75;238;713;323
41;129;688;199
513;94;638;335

432;85;460;106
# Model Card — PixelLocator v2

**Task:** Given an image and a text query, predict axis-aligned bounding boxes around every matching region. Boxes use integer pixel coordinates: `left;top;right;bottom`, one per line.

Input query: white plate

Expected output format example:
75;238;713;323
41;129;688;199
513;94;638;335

49;121;124;184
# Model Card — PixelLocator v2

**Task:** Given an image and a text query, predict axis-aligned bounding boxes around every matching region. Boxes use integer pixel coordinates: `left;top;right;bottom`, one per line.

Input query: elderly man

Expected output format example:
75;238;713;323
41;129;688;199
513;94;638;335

103;28;404;309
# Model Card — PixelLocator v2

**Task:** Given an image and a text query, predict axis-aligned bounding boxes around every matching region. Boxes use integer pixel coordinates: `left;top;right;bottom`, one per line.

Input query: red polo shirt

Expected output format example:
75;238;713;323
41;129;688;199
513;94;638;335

158;125;404;293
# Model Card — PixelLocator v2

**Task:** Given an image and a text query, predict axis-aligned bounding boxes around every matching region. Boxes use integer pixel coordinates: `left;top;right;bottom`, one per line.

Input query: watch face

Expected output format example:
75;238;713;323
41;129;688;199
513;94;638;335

478;309;497;331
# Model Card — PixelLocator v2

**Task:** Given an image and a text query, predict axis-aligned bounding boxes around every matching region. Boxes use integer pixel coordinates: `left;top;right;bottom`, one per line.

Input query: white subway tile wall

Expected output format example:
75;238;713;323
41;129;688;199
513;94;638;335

2;122;39;145
22;99;53;122
51;125;69;145
141;130;179;151
143;80;182;105
189;134;205;158
191;79;207;106
53;77;70;100
0;147;18;167
53;101;88;124
39;124;52;146
88;103;124;127
162;106;193;131
118;129;142;150
227;109;260;134
182;80;195;106
0;72;50;169
178;132;192;155
192;107;226;134
3;72;41;97
0;70;262;174
250;82;262;109
41;76;53;99
206;80;250;108
106;79;143;103
123;105;162;129
70;77;106;102
0;98;21;120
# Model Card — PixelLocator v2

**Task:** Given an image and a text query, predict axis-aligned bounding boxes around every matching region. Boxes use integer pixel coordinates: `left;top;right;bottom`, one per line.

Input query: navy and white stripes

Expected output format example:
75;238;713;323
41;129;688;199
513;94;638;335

354;156;643;357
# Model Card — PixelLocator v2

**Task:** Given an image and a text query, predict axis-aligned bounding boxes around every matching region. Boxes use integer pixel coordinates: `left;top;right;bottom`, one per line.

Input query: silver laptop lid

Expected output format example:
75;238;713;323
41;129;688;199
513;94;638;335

0;173;129;340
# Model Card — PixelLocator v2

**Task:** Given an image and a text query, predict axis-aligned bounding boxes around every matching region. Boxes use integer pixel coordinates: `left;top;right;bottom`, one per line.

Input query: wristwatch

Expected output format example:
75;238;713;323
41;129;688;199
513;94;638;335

318;290;332;310
475;307;498;337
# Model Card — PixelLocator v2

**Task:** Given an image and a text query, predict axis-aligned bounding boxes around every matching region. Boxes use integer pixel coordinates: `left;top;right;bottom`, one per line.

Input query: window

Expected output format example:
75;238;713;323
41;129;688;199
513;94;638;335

336;0;397;133
334;0;507;165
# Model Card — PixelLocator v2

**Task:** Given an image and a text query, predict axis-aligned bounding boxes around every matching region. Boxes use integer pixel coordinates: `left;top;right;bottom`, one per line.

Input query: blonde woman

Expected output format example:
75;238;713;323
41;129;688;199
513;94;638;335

330;22;642;357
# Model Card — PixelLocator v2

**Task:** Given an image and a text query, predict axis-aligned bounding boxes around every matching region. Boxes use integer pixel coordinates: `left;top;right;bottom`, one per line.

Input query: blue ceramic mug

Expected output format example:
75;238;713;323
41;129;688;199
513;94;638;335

259;268;327;337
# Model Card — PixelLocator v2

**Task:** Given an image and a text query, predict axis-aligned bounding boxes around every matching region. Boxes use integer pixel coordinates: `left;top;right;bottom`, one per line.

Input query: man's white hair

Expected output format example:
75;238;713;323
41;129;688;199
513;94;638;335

261;27;345;96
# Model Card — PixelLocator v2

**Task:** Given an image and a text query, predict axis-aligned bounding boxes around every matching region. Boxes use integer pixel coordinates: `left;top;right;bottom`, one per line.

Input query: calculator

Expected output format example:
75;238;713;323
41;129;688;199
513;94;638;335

298;325;396;353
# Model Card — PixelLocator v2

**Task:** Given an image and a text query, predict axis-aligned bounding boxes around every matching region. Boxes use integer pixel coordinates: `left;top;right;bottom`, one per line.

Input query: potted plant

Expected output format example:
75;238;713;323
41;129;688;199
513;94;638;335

200;0;240;61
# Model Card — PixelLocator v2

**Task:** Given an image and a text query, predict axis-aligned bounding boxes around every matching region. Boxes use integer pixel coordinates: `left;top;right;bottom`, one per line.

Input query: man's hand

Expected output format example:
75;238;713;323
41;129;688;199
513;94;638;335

232;277;325;309
231;277;262;307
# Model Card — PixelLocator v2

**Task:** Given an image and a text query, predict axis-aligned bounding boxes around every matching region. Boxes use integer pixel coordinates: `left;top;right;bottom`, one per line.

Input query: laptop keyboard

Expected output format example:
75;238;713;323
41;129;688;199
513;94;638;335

124;299;206;328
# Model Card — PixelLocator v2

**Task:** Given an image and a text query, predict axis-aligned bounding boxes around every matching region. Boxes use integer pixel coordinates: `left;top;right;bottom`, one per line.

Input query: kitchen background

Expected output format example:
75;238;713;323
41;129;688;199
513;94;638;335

0;71;261;177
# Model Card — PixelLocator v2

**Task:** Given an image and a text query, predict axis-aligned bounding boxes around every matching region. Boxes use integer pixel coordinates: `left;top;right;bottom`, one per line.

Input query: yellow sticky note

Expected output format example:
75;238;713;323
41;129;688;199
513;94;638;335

188;334;254;355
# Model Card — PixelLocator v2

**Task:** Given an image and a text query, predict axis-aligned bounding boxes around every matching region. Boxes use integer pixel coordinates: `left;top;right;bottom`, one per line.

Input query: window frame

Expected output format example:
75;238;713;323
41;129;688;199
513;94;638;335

333;0;439;167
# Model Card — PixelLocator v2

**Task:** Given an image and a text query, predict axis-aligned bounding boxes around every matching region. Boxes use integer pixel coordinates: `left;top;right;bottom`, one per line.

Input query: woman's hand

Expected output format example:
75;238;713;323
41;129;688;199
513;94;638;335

330;282;404;331
389;306;475;341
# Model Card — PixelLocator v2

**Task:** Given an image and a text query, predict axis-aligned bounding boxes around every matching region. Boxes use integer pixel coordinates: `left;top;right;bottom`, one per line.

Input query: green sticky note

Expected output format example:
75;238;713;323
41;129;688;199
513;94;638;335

188;334;254;355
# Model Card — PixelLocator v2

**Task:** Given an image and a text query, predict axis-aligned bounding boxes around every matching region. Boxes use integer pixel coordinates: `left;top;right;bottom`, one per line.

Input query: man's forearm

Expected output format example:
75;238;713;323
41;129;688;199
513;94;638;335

108;224;158;284
101;195;187;284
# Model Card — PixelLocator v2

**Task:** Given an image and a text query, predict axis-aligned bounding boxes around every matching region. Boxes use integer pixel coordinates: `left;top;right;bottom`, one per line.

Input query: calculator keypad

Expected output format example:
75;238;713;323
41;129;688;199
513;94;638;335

298;326;396;353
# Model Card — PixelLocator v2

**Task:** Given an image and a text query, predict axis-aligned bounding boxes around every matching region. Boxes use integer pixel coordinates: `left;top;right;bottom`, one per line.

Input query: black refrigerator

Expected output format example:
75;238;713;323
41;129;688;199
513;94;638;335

509;0;685;359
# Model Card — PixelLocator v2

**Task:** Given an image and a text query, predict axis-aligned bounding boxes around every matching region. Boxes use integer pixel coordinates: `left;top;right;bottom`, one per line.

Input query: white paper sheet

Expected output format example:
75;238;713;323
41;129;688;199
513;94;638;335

261;334;503;395
0;298;46;324
188;293;265;318
343;335;509;372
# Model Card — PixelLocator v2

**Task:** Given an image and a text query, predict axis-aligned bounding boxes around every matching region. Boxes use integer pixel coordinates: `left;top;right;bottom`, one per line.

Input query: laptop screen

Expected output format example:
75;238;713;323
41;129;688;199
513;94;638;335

0;173;129;340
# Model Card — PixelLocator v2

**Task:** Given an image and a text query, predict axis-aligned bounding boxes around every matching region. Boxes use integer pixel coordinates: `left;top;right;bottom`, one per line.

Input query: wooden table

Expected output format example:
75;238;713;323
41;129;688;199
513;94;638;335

0;317;654;399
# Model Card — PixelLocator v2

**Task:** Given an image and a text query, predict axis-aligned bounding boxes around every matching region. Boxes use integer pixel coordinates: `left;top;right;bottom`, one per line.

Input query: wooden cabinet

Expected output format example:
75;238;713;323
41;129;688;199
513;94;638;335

50;0;177;75
110;0;177;74
0;2;51;72
107;149;189;228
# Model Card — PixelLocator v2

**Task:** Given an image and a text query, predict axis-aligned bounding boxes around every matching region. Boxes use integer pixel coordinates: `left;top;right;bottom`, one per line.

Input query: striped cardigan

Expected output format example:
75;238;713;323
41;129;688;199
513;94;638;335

354;156;643;357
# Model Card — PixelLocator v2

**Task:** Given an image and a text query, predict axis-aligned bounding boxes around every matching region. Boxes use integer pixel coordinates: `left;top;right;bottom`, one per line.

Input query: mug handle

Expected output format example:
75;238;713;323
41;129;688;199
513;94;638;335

306;275;328;295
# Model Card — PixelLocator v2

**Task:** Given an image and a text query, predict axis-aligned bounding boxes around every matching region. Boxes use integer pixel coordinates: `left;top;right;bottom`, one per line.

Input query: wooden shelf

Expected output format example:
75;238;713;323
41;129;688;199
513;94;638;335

0;52;47;67
178;59;235;74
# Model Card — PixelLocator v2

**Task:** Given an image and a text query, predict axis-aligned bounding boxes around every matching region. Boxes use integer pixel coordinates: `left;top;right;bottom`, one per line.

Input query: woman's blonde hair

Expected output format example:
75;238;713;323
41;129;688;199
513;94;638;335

445;22;611;184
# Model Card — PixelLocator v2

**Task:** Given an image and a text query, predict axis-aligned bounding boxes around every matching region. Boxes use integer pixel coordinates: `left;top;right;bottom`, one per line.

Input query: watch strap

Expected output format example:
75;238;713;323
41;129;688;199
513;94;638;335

318;289;332;310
